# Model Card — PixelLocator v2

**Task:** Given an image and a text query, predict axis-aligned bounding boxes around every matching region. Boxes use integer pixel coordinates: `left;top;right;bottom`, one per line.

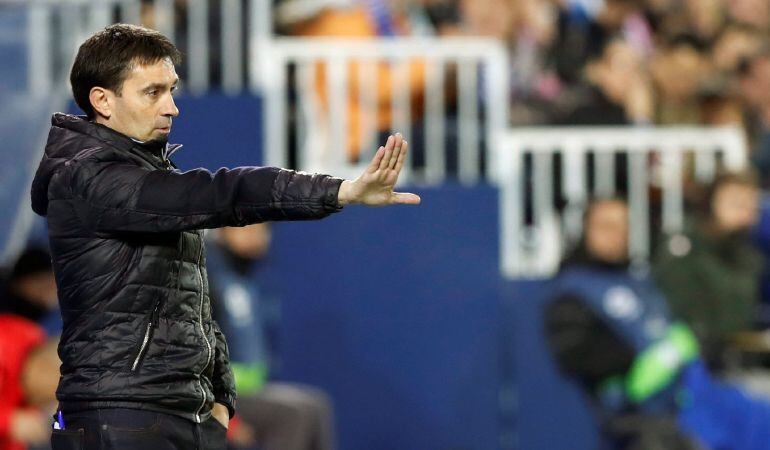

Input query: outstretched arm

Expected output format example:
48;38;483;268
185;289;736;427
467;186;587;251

337;133;421;207
66;134;416;235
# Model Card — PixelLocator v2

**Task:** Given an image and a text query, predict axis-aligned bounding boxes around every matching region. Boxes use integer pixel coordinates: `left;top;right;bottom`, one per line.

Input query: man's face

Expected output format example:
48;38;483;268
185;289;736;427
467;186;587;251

585;200;629;264
104;57;180;142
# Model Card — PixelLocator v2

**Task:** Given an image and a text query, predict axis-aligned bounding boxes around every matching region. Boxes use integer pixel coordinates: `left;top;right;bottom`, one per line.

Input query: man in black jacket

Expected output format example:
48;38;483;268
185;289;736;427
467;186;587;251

30;23;419;450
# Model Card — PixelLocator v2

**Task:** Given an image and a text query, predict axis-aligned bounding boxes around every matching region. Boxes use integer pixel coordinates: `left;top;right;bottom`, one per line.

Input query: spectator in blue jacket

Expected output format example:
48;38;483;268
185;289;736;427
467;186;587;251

207;223;335;450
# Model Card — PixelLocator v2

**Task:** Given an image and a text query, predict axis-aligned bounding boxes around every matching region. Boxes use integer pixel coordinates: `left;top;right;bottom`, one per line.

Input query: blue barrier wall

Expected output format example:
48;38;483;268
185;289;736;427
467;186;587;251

502;281;598;450
66;93;599;449
267;185;502;450
171;94;264;168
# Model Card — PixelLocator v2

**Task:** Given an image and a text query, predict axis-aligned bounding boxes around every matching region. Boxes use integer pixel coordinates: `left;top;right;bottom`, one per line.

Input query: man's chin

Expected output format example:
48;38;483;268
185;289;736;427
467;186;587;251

150;133;169;144
147;135;169;146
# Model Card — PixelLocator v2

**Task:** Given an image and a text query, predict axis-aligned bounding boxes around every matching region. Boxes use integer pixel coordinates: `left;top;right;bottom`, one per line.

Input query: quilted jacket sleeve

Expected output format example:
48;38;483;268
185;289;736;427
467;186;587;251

67;158;343;234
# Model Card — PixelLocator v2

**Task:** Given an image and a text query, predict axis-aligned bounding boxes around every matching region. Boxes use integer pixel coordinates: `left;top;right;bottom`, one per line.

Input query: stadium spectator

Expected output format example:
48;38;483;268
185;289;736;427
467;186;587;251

207;224;335;450
555;37;654;125
0;248;60;337
651;36;708;125
0;315;59;450
653;172;762;368
545;198;701;448
550;0;650;87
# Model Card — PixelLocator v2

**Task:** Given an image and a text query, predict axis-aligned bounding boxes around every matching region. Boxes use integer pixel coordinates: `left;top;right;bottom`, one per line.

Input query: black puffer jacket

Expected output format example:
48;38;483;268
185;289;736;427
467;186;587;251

31;113;343;423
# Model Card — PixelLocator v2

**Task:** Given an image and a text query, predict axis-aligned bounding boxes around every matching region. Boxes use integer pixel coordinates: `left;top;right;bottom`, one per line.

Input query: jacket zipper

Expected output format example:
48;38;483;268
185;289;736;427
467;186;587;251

194;239;213;423
131;300;160;371
128;157;172;373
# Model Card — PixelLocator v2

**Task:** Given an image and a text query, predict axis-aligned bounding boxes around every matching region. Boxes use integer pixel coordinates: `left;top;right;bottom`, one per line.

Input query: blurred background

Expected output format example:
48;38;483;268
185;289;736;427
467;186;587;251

1;0;770;449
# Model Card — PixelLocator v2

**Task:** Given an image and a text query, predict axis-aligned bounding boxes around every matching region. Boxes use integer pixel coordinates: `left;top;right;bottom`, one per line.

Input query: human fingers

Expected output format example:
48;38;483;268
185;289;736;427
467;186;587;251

367;146;386;173
389;136;405;170
392;140;408;173
378;135;396;171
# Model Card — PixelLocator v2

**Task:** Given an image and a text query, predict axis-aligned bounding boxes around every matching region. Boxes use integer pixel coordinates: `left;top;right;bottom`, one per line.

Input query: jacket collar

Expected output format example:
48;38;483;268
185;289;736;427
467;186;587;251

51;113;182;165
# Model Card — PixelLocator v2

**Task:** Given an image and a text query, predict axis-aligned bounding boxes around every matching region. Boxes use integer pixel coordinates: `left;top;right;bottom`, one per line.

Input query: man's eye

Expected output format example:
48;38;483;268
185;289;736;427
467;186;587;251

147;90;158;97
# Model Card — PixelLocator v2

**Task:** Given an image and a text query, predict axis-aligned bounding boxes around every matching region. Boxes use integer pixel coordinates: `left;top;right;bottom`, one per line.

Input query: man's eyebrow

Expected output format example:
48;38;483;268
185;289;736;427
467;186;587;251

142;79;180;91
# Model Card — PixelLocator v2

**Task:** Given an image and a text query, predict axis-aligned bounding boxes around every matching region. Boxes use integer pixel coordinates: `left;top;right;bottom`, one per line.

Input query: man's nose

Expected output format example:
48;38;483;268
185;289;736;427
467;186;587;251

162;94;180;117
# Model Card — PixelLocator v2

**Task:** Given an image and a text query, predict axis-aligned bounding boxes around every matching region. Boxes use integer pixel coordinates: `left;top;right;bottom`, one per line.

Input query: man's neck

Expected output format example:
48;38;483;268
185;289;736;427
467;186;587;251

92;117;166;156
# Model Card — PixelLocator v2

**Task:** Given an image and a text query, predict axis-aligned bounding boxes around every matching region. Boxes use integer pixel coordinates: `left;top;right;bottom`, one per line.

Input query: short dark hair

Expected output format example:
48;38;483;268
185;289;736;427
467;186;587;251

70;23;182;119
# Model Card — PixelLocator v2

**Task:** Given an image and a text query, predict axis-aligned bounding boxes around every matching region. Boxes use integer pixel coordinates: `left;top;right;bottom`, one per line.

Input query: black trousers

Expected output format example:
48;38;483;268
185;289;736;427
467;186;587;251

50;408;227;450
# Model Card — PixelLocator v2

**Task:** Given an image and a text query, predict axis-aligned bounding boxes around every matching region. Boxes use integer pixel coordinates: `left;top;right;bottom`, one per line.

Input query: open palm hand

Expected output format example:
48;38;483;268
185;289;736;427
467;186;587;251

337;133;421;206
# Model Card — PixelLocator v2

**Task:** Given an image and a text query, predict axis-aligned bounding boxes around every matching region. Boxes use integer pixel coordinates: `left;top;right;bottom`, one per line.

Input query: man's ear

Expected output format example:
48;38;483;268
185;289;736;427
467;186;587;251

89;87;112;119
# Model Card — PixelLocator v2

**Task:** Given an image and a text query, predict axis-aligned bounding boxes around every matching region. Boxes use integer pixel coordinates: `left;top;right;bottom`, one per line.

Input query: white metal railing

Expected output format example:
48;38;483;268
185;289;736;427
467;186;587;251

24;0;272;97
498;126;749;279
256;37;510;185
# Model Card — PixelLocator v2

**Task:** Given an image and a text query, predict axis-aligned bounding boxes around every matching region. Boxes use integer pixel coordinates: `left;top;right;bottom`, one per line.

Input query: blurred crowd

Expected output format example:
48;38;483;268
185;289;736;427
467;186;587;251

119;0;770;200
137;0;770;178
274;0;770;181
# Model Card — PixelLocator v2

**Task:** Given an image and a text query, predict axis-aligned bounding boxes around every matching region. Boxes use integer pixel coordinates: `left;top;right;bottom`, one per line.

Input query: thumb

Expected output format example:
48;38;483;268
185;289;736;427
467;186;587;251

392;192;421;205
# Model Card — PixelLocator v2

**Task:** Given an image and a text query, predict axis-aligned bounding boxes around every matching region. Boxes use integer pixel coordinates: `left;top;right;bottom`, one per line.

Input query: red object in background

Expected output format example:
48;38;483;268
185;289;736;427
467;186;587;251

0;315;45;450
226;415;242;441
